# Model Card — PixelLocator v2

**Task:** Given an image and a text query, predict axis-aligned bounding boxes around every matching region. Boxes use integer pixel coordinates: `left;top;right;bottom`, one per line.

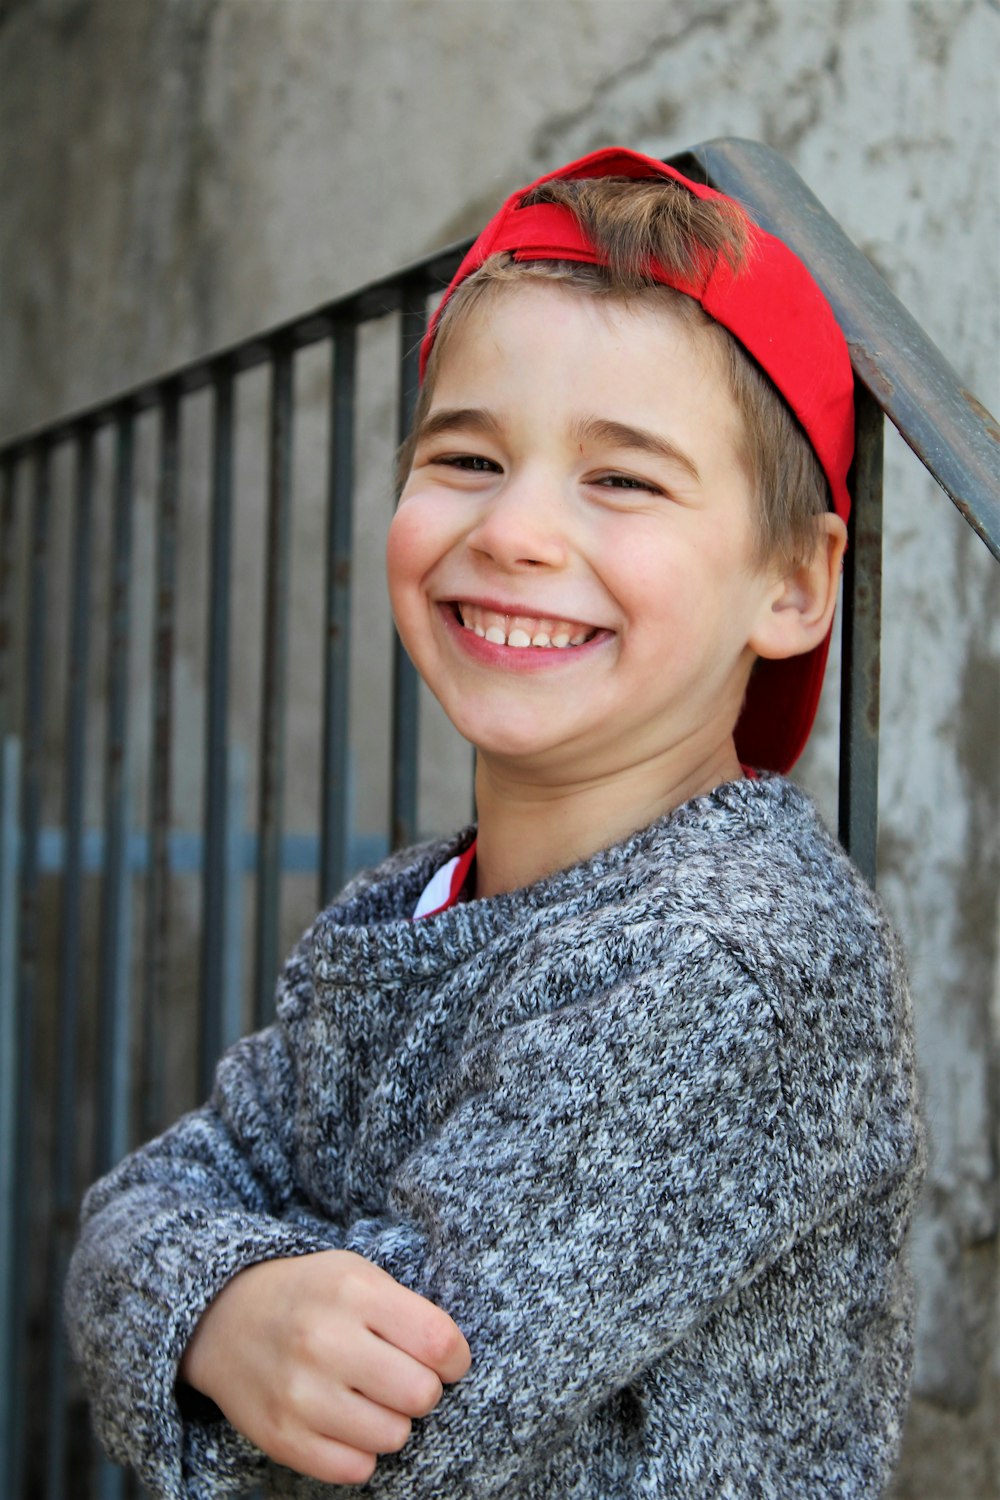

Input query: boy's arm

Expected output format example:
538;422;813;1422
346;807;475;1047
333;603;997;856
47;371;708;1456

65;1030;336;1497
64;929;354;1498
67;1017;469;1500
67;911;473;1500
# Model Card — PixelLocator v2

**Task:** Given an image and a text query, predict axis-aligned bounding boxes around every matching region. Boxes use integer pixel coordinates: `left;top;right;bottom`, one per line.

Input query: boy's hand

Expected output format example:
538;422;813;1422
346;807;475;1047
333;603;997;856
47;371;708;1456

178;1249;471;1486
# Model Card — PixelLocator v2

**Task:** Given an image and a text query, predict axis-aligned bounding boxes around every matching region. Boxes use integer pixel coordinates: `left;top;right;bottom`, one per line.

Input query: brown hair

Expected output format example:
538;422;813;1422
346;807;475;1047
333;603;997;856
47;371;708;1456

399;176;830;569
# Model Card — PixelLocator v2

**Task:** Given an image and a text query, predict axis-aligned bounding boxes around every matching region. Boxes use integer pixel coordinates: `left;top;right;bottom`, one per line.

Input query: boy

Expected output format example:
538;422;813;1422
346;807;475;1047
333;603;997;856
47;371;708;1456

67;148;922;1499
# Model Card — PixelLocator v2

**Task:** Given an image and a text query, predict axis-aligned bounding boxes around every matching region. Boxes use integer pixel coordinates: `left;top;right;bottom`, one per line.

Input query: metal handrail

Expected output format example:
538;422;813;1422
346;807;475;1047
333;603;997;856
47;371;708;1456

0;245;466;457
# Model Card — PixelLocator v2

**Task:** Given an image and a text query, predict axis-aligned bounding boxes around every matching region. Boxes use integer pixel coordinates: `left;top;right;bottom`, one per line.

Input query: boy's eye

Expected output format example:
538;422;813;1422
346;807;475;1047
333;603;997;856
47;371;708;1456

436;453;502;473
594;472;663;495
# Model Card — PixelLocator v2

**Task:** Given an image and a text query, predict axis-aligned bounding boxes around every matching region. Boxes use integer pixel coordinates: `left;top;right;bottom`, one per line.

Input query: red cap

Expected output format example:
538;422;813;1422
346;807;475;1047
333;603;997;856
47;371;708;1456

419;148;854;773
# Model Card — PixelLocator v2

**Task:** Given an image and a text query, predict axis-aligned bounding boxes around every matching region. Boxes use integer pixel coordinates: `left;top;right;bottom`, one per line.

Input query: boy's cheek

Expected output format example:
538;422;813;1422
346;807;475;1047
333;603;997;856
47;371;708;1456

387;483;460;567
385;506;433;617
386;504;418;570
384;524;409;614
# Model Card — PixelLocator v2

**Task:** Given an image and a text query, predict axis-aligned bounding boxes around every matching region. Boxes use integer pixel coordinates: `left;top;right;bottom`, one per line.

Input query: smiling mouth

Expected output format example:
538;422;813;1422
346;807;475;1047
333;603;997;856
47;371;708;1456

452;602;599;649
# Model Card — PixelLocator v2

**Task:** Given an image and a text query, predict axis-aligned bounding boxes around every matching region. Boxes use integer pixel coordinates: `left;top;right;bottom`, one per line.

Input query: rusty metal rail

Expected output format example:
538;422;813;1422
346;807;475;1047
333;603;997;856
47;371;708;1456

0;139;997;1500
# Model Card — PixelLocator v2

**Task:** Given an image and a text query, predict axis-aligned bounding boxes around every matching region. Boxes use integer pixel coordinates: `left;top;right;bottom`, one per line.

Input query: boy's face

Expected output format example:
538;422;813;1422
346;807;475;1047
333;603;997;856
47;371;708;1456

387;281;791;788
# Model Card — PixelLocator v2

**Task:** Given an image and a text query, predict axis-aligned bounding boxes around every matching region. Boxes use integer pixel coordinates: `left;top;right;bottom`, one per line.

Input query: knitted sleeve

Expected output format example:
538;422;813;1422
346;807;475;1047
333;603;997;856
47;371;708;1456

319;922;915;1499
64;930;346;1499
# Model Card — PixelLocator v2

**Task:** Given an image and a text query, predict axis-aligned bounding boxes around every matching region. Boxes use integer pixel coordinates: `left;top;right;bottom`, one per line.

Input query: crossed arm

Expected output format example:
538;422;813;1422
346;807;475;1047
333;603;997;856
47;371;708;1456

66;924;867;1499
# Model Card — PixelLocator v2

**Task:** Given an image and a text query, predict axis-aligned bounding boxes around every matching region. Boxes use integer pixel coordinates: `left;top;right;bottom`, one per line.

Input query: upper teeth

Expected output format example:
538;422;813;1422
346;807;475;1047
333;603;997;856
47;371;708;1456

458;604;595;649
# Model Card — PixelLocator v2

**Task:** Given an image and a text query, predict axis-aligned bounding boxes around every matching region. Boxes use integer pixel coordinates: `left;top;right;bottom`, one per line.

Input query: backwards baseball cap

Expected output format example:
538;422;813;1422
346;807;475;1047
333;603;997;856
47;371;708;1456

418;147;855;774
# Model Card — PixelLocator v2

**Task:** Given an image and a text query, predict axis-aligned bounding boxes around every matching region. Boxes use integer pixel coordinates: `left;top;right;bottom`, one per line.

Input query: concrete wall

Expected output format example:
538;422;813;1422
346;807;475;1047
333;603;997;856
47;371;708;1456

1;1;997;1494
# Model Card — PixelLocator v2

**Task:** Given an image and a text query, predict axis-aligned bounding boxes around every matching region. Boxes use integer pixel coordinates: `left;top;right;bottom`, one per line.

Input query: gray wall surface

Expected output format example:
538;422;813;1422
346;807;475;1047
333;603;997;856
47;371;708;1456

2;1;997;1496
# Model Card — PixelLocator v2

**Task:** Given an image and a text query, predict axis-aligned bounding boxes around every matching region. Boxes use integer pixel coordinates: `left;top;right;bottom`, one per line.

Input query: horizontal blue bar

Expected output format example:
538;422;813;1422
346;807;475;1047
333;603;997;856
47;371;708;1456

34;828;388;879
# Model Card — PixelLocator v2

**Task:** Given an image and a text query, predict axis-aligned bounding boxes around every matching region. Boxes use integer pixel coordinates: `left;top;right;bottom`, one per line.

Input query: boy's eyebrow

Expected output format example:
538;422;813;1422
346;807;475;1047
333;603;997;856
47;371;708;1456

414;408;701;484
414;407;505;444
574;417;702;483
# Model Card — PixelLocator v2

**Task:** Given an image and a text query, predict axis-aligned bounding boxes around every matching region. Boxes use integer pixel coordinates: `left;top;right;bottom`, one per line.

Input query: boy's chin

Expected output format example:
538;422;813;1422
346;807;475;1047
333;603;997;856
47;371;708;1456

463;728;565;768
455;715;583;775
437;692;558;753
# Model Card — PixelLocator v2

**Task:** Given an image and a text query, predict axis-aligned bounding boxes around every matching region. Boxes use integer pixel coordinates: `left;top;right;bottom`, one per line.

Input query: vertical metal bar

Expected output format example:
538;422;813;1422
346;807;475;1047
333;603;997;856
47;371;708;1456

222;744;247;1051
0;736;21;1500
0;459;16;741
0;462;17;1500
253;342;294;1029
319;323;356;907
838;381;884;885
46;426;95;1500
8;444;51;1500
140;391;179;1142
199;365;235;1100
94;414;137;1500
96;410;136;1176
96;1451;127;1500
390;285;427;850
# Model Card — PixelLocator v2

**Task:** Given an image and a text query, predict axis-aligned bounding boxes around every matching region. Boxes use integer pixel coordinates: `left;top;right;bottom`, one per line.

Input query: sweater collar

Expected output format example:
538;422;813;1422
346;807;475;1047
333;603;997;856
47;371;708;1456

311;775;806;985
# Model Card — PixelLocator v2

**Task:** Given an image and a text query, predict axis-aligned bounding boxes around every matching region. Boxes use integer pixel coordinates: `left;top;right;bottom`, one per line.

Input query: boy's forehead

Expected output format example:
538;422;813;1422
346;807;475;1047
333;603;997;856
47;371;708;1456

429;276;728;389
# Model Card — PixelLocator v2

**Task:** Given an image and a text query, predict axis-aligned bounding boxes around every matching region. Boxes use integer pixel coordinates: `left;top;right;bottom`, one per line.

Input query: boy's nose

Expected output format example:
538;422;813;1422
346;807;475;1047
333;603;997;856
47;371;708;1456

465;473;570;571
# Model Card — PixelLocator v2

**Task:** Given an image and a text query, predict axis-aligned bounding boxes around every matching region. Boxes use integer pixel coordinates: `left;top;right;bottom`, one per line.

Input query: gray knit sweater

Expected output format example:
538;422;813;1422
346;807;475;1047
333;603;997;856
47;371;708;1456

66;776;922;1499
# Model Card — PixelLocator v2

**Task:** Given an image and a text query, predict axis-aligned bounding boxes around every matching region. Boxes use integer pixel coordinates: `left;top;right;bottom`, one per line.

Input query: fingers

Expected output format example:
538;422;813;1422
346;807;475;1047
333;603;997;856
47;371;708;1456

298;1385;413;1457
351;1334;445;1418
264;1429;380;1489
237;1361;414;1483
396;1309;471;1385
343;1255;471;1383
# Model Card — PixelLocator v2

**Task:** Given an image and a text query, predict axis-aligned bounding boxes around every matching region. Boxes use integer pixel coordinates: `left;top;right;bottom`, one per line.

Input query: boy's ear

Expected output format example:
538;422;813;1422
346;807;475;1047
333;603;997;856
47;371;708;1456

750;513;849;661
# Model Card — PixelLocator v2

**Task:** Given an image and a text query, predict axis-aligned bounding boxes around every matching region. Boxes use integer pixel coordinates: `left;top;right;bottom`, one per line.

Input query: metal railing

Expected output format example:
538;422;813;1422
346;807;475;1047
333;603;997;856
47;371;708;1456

0;138;997;1500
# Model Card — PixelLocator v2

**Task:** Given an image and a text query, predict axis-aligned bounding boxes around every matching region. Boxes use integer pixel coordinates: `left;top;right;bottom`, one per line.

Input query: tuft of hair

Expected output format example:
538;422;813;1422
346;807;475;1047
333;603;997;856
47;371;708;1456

400;173;830;570
520;175;751;288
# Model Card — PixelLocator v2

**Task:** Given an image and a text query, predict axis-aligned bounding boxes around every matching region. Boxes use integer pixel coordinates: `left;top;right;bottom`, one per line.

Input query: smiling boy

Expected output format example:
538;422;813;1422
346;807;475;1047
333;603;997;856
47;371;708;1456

67;150;922;1500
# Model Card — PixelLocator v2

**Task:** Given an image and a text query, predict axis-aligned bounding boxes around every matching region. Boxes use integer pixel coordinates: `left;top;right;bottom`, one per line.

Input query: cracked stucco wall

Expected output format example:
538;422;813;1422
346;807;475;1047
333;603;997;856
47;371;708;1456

1;2;997;1496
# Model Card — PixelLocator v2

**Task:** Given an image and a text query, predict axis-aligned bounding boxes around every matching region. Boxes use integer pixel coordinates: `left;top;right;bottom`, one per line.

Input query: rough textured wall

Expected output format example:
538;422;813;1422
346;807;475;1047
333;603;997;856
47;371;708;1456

1;1;997;1495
